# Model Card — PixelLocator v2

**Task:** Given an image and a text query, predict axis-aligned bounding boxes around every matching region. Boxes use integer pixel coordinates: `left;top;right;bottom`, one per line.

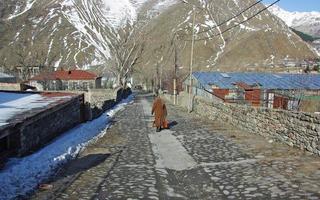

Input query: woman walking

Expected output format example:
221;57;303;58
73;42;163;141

151;93;167;132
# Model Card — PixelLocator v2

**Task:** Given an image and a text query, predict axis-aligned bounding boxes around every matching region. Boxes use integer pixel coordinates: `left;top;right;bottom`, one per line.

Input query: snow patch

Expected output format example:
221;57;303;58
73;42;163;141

102;0;137;27
0;95;134;200
7;0;37;20
153;0;178;12
239;24;257;31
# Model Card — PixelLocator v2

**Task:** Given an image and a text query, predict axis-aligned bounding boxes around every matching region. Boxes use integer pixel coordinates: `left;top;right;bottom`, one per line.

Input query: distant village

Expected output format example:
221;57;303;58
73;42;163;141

0;66;113;91
0;57;320;91
281;57;320;72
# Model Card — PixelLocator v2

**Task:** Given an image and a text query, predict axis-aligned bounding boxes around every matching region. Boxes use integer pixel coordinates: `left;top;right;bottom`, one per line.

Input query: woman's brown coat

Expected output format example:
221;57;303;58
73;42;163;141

151;97;167;128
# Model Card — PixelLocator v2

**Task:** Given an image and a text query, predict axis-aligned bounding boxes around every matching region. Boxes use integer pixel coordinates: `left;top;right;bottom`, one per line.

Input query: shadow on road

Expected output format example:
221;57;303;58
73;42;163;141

62;153;110;177
168;121;178;128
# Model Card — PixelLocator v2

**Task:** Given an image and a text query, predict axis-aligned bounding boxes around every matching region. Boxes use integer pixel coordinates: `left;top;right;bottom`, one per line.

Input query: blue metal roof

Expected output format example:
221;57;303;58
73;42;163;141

192;72;320;90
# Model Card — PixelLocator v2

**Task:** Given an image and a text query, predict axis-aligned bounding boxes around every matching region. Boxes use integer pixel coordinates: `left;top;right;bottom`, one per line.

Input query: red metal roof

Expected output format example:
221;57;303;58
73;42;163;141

31;70;99;81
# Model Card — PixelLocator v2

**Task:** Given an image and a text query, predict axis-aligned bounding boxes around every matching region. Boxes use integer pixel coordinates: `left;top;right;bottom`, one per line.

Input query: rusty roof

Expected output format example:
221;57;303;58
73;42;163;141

30;70;99;81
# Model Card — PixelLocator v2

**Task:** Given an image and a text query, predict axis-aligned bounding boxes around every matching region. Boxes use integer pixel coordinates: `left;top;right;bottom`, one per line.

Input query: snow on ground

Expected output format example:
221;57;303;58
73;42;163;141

0;94;134;200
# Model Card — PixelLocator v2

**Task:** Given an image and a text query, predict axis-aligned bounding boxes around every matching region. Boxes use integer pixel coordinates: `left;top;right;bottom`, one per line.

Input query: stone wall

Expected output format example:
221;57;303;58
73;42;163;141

88;88;131;118
48;88;131;120
85;89;116;119
165;92;320;156
19;96;81;155
0;83;20;90
47;89;116;120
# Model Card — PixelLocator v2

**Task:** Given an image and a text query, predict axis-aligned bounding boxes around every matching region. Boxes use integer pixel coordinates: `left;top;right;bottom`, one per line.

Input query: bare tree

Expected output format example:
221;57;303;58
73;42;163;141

0;53;9;72
107;24;145;88
14;43;57;81
15;43;32;80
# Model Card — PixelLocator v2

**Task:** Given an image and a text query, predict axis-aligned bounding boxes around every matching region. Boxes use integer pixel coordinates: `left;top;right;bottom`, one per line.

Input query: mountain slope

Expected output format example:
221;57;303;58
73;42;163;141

0;0;317;78
291;28;320;42
139;0;317;73
268;5;320;37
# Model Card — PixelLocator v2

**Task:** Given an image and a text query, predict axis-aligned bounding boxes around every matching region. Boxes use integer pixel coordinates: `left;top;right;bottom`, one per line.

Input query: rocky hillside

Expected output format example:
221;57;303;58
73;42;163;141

0;0;317;79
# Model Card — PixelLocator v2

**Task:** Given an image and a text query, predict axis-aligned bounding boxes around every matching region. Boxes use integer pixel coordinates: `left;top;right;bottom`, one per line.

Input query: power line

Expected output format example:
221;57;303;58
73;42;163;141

181;0;280;42
196;0;263;35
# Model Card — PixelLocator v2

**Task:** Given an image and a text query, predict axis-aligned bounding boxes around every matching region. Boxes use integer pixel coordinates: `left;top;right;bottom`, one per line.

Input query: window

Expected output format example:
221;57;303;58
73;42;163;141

68;81;72;90
73;82;78;90
89;82;94;89
62;81;68;90
83;82;88;90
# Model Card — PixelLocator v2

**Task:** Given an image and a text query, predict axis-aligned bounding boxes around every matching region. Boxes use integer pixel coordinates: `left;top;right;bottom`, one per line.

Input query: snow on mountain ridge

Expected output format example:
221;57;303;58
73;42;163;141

268;5;320;36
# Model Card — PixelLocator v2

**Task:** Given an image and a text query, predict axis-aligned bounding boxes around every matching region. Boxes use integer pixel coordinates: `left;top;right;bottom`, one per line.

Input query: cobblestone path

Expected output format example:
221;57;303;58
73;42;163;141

33;93;320;200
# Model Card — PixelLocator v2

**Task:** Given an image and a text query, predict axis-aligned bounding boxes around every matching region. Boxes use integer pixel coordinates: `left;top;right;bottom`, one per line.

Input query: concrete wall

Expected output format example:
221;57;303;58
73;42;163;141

165;92;320;156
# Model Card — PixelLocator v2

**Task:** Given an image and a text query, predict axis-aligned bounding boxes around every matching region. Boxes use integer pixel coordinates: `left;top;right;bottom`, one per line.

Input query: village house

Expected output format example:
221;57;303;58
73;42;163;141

0;72;21;90
28;69;102;91
283;58;298;68
0;72;16;83
184;72;320;112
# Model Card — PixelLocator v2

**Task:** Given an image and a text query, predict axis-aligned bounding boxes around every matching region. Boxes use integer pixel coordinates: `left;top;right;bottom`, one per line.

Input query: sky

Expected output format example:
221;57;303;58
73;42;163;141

263;0;320;12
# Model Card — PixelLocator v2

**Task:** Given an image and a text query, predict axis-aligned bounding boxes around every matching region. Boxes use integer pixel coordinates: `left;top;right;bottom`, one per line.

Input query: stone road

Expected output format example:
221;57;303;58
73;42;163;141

33;93;320;200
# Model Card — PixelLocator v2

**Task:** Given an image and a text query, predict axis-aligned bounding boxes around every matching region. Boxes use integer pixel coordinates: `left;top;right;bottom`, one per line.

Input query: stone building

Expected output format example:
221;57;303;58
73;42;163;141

28;69;102;91
0;91;84;162
184;72;320;112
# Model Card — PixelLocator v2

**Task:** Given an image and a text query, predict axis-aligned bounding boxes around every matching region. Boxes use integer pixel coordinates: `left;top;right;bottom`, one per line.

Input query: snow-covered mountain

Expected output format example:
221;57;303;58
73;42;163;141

268;5;320;37
0;0;317;76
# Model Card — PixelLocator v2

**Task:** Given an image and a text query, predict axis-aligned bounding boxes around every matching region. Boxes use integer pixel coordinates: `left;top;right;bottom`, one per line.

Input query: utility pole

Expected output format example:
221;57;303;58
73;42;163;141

160;59;163;91
188;7;196;112
156;62;160;91
173;35;178;105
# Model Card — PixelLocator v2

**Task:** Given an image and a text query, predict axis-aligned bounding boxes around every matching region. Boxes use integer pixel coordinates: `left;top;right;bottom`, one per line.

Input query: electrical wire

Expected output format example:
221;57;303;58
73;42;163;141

196;0;263;35
181;0;280;42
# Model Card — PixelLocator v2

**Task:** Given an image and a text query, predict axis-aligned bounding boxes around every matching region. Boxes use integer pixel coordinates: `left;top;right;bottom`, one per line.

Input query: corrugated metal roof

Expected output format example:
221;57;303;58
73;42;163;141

192;72;320;90
30;70;99;81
